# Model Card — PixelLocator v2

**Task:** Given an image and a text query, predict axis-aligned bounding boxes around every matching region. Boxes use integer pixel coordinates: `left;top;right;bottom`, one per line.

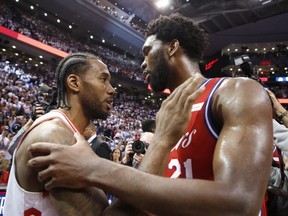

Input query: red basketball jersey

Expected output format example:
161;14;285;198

164;78;267;216
164;78;225;179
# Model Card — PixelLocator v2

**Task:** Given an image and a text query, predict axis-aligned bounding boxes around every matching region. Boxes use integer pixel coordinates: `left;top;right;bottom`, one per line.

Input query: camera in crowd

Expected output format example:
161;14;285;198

31;84;57;120
132;140;149;154
233;55;264;86
233;55;254;78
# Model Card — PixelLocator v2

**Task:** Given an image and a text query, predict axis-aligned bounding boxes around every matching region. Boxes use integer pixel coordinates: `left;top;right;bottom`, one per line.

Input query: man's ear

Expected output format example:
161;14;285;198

168;39;180;57
66;74;80;93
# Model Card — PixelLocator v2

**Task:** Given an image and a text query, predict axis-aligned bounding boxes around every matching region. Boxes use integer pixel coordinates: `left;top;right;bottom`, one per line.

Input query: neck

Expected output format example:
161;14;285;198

168;56;206;92
58;108;90;134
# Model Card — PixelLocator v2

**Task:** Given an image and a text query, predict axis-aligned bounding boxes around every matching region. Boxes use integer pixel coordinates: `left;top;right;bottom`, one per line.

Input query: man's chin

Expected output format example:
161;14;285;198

151;85;165;93
95;112;109;120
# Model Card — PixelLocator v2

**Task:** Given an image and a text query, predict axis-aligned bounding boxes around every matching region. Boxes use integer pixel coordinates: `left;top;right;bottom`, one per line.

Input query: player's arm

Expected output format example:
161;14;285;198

208;78;273;215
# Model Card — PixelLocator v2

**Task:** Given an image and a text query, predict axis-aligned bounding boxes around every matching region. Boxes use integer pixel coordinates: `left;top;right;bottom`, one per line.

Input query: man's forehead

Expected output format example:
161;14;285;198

88;59;111;77
88;58;107;69
142;35;157;48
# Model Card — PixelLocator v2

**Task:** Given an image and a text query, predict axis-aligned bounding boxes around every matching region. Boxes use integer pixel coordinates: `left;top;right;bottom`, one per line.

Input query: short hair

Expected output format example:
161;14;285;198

0;157;10;170
55;52;99;109
145;13;209;60
141;119;156;133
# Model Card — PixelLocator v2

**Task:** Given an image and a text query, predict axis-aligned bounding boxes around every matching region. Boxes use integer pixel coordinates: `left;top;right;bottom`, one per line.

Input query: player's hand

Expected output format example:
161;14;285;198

27;133;99;190
153;74;205;149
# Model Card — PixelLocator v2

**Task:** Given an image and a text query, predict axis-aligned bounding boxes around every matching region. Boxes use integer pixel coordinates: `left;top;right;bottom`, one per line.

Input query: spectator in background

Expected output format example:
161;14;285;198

0;125;12;160
6;82;57;157
0;157;10;185
122;119;155;167
121;139;134;167
261;87;288;216
104;124;113;141
0;150;6;159
141;119;155;133
110;147;122;164
131;132;154;169
268;89;288;127
267;122;288;216
0;126;10;150
84;121;111;160
84;121;97;141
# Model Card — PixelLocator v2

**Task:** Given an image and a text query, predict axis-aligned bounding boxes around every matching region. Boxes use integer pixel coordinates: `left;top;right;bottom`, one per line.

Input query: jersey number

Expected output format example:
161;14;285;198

168;158;193;179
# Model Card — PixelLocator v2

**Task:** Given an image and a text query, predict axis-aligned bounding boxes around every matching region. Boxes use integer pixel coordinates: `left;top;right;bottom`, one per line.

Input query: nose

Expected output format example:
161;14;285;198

141;59;147;71
108;83;116;95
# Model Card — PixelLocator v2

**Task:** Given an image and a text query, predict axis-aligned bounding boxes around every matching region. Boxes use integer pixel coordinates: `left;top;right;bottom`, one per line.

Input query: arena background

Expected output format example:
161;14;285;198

1;0;288;100
1;0;288;214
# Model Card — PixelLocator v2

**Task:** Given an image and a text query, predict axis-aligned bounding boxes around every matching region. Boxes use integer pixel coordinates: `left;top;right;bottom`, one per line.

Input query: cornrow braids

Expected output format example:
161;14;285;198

55;52;98;109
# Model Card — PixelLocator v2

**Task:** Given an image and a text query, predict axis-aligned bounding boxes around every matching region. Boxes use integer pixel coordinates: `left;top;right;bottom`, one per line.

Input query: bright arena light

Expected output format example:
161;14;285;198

155;0;170;8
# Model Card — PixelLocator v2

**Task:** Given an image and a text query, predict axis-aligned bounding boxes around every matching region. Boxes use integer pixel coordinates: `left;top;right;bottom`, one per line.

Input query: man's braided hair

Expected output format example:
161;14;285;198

55;52;98;109
145;13;209;60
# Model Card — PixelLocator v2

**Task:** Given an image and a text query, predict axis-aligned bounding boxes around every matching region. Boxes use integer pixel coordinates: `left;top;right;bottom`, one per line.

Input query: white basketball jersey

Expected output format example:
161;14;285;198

4;110;79;216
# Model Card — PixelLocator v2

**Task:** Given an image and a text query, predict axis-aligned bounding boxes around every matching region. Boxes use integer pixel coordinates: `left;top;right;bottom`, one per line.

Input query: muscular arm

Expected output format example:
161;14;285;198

17;119;108;216
50;186;107;216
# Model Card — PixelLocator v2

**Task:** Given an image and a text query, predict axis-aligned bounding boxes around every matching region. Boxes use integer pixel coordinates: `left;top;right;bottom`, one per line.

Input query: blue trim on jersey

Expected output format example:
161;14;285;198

204;78;227;140
200;79;210;88
273;145;277;153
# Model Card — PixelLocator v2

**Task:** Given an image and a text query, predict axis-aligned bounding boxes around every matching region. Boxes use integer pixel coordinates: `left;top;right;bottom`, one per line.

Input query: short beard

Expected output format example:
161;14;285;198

81;97;110;120
89;107;109;120
150;53;169;93
94;109;109;120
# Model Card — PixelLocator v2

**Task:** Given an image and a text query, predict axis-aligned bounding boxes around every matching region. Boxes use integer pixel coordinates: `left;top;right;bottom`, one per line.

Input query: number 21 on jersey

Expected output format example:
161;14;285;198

168;158;193;179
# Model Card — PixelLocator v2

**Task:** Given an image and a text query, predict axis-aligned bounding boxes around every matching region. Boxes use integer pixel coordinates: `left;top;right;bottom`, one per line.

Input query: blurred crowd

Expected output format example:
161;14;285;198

87;0;145;35
0;0;144;83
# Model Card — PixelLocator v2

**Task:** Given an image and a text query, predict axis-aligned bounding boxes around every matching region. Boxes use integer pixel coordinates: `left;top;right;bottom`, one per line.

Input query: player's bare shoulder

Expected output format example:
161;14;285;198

215;77;269;105
211;77;272;122
14;118;76;191
17;118;76;159
29;118;75;145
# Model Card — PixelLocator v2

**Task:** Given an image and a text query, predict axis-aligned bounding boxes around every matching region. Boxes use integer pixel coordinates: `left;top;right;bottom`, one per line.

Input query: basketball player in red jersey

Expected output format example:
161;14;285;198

28;13;273;215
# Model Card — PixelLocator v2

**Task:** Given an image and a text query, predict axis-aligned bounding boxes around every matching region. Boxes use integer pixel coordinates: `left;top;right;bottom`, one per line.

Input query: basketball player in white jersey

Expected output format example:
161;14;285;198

4;52;115;215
